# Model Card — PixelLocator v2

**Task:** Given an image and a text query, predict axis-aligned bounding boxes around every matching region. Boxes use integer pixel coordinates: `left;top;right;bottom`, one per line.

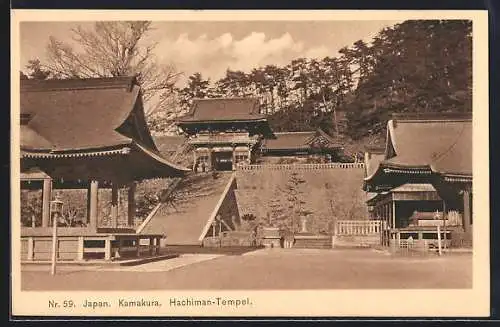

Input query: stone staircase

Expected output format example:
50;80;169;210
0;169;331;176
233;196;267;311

293;235;333;249
139;172;233;245
334;235;382;248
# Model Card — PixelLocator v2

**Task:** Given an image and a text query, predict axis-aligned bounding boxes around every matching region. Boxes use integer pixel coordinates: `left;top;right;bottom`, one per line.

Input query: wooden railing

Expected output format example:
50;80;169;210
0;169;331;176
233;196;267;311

236;163;364;171
336;220;382;235
20;233;162;262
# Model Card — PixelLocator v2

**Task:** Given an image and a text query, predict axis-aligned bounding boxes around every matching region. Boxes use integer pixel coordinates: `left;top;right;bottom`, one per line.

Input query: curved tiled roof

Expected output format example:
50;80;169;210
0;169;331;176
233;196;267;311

178;98;266;122
385;117;472;176
262;131;315;151
21;76;140;151
20;77;190;175
364;113;472;186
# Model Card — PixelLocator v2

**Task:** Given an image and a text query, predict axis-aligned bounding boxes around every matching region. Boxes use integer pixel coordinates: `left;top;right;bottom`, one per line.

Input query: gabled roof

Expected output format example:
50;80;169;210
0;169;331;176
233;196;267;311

262;129;341;151
391;183;437;193
21;76;141;151
385;114;472;176
365;113;472;185
366;183;440;205
20;77;189;175
263;131;315;151
178;98;266;123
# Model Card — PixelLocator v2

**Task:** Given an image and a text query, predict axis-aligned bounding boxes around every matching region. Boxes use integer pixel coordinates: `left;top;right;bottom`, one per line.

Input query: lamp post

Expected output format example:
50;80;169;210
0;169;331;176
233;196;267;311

50;196;64;275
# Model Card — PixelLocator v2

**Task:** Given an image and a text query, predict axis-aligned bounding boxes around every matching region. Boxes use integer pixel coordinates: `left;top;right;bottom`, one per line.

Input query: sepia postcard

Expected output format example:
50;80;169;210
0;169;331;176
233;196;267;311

10;9;490;318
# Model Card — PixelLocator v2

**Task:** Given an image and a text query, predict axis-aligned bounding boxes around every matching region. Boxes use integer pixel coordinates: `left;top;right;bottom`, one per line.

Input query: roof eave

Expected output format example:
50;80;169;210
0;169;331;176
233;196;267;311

133;142;191;173
21;146;133;159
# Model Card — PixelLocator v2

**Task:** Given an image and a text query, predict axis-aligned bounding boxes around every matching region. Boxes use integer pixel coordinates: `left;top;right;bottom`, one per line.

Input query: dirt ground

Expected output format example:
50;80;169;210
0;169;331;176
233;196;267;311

21;248;472;290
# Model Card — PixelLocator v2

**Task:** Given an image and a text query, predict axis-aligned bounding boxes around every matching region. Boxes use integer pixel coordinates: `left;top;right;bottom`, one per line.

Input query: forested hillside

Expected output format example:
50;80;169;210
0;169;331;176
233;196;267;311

148;20;472;154
22;20;472;157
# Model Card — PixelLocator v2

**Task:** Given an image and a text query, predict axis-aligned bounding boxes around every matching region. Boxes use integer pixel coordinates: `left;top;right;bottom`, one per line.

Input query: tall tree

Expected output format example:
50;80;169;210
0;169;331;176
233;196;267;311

42;21;181;116
343;20;472;139
176;72;212;112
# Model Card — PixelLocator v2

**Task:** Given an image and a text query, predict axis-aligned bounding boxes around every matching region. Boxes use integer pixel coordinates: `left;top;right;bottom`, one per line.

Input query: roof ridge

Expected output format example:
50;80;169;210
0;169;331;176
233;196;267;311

21;76;138;92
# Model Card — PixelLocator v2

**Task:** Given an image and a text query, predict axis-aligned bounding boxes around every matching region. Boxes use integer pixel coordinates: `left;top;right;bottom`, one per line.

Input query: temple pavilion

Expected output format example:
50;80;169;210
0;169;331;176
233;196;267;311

363;113;472;246
177;98;273;171
260;129;343;162
20;76;189;261
176;98;342;171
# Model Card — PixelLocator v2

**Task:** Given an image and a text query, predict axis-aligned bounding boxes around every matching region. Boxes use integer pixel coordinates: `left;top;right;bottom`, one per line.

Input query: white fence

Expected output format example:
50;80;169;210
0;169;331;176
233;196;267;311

237;163;364;171
336;220;383;235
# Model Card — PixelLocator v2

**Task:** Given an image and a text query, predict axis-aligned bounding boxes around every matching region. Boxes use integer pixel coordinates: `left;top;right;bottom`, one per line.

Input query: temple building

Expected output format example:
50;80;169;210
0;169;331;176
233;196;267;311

260;129;343;162
176;98;342;171
20;76;189;261
363;113;472;246
177;98;274;171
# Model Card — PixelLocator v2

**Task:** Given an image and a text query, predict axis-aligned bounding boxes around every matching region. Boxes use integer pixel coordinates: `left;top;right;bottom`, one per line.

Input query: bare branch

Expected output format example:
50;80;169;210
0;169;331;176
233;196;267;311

43;21;180;121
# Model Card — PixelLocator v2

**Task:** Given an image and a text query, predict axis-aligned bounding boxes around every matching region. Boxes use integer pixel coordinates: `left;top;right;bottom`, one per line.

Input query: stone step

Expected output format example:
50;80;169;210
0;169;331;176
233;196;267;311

139;173;233;245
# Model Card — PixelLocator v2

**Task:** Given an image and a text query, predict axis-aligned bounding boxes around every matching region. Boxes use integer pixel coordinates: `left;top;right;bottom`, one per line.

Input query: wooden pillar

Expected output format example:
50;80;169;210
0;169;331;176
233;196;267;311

232;146;236;171
149;237;154;256
77;236;84;261
388;204;395;240
127;182;136;226
136;237;141;257
443;200;447;249
41;178;52;227
87;180;99;231
111;184;119;228
154;237;160;255
392;201;396;229
463;189;472;233
208;148;213;171
27;237;34;261
104;238;111;261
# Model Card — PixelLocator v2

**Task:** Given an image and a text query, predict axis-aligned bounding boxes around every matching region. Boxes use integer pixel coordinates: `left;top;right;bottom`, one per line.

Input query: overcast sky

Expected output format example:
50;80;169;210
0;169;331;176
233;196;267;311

20;20;402;85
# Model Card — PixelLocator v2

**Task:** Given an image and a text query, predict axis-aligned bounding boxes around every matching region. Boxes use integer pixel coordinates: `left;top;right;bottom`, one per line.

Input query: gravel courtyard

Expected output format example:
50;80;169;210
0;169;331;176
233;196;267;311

21;248;472;290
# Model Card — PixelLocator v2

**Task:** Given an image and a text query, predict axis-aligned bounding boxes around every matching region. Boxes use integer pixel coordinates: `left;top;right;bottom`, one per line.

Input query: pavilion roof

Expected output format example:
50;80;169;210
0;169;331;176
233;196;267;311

21;76;143;151
177;98;266;123
366;183;440;205
391;183;438;193
262;129;341;151
364;113;472;188
384;114;472;176
20;77;189;177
